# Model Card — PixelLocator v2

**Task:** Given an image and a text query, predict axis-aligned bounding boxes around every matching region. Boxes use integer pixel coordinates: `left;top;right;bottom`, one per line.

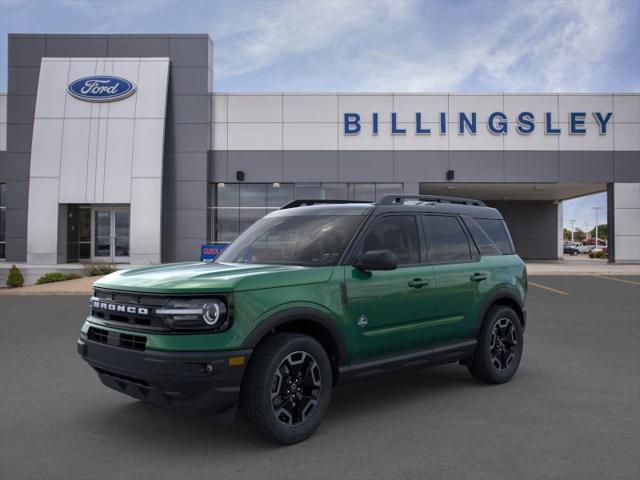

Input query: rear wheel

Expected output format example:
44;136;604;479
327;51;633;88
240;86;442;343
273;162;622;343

240;333;332;444
468;306;523;384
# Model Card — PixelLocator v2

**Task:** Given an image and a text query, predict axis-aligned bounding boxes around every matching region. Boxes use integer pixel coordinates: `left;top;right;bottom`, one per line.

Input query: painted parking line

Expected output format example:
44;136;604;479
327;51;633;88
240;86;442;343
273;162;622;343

528;281;571;296
592;275;640;286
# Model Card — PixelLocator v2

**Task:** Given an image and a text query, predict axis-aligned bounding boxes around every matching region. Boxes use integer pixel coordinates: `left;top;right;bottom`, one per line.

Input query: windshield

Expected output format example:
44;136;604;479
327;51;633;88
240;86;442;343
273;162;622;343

216;215;363;267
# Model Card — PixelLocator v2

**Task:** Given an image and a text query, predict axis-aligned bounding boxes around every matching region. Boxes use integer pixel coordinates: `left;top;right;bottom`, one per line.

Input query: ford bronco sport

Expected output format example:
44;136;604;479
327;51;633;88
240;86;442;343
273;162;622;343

78;195;527;444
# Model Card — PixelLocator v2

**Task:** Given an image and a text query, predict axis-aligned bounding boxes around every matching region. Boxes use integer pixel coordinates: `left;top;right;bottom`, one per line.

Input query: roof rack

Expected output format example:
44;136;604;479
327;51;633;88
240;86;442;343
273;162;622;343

280;199;373;210
377;194;486;207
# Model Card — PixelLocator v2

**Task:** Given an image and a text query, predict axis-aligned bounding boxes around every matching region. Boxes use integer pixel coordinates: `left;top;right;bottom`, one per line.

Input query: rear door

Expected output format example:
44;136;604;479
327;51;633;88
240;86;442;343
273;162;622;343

345;214;437;361
421;215;489;343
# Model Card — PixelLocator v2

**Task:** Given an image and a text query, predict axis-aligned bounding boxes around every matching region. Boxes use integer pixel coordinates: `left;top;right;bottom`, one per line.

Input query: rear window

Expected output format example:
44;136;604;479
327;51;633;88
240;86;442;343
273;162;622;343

423;215;472;263
475;218;515;255
462;217;501;256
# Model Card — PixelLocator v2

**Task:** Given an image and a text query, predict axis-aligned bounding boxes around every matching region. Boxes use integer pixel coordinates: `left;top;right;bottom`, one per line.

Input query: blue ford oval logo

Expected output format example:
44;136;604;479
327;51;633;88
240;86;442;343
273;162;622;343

67;76;136;102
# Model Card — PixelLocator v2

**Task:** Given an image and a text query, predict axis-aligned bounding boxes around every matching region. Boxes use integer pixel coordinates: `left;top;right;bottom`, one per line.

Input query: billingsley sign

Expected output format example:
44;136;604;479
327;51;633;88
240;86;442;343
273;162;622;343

343;111;613;135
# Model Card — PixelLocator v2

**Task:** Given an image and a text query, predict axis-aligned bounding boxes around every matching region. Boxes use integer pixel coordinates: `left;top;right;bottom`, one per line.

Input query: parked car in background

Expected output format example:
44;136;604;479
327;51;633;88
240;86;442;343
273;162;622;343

563;242;583;255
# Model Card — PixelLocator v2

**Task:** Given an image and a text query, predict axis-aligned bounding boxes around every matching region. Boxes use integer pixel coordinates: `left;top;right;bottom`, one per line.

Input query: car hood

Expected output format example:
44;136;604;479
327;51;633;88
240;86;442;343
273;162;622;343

93;262;336;294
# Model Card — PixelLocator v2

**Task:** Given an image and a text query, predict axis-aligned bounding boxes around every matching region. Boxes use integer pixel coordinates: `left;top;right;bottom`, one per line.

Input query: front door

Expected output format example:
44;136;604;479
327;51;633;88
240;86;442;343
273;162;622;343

92;206;130;263
345;215;437;361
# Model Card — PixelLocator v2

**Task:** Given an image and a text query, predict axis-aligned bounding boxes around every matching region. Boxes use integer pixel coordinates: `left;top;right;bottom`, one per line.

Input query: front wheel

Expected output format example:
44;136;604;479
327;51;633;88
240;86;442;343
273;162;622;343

468;306;523;384
240;333;332;444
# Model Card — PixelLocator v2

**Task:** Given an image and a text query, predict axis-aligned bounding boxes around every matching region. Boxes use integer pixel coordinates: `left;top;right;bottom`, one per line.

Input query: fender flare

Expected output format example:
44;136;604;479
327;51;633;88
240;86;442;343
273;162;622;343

475;287;526;333
241;307;349;366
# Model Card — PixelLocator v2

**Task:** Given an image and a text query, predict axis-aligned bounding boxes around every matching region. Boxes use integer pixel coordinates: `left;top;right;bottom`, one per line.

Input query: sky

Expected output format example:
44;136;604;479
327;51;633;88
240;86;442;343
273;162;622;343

1;0;638;227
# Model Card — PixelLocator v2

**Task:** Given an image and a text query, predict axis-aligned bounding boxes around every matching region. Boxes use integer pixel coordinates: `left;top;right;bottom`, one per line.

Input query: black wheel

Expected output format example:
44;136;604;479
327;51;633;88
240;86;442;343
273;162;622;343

468;306;523;384
572;250;579;256
240;333;332;444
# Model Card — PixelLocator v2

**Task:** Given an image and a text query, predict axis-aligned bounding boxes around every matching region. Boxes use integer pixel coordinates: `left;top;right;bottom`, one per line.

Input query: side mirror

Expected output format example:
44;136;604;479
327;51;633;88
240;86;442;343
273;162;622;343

353;249;398;271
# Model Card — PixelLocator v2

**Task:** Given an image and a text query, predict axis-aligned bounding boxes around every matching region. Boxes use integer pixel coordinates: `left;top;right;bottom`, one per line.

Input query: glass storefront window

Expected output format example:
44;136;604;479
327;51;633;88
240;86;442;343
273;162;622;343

208;182;403;242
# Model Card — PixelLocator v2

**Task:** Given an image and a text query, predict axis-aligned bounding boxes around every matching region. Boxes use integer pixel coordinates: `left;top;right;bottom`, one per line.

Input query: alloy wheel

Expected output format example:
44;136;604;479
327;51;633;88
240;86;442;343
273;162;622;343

490;317;518;370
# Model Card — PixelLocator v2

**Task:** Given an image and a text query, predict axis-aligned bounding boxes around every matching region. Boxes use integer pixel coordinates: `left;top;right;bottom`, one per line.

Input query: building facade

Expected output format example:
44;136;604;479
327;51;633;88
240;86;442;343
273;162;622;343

0;34;638;265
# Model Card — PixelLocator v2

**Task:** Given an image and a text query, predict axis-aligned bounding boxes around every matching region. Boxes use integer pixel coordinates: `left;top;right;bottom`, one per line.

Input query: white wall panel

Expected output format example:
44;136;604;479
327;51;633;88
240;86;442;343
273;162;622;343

211;123;227;150
338;122;393;150
393;95;448;123
105;60;139;118
448;124;504;150
338;95;393;123
35;59;70;118
613;94;640;123
228;123;283;150
393;123;448;150
26;177;60;264
283;123;338;150
130;178;162;263
84;118;100;202
0;122;5;151
103;119;134;203
504;94;558;121
450;95;502;120
30;119;64;177
135;60;170;118
614;183;640;208
614;123;640;150
58;119;91;203
212;94;228;123
228;95;282;123
132;119;165;177
283;95;337;123
0;94;7;122
559;123;614;150
66;60;97;118
615;209;640;236
559;95;613;123
504;128;560;150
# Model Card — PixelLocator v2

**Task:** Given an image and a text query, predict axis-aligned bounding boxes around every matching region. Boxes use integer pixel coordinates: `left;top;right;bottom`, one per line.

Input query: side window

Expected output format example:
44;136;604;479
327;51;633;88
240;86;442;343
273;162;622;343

423;215;472;263
360;215;420;265
462;217;501;256
476;219;515;254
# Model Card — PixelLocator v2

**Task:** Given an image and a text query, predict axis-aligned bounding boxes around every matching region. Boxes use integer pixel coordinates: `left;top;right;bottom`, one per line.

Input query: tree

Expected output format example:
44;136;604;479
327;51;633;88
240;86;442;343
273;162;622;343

589;224;607;239
563;228;572;240
572;228;586;242
6;264;24;288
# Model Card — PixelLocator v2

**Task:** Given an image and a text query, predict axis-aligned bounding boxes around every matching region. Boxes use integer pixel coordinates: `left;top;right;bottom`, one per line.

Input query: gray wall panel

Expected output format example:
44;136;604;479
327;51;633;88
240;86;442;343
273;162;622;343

166;152;209;181
559;151;614;182
164;180;208;211
45;36;108;57
450;151;504;182
167;95;210;124
107;35;170;57
6;180;29;208
5;237;26;262
6;208;28;239
169;36;211;67
614;151;640;182
228;151;283;182
1;153;30;181
7;67;40;95
165;123;210;153
8;36;45;67
505;151;559;182
6;95;36;124
394;151;449;182
163;209;208;239
169;67;210;95
209;151;228;182
338;151;393;182
487;200;559;259
6;124;33;153
283;151;338;182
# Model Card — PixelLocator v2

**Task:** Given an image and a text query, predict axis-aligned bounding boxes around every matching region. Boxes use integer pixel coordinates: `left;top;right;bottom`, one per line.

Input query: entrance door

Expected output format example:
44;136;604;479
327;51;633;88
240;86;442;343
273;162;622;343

92;206;130;262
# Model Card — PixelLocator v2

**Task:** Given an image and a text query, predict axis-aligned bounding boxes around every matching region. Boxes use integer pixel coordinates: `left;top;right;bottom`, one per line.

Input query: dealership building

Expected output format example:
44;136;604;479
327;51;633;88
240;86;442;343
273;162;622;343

0;33;638;268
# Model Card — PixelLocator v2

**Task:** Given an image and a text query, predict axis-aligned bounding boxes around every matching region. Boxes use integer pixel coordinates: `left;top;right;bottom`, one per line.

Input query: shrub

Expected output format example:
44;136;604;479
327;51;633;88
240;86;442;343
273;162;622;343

589;250;606;259
36;272;82;285
6;264;24;288
86;264;118;276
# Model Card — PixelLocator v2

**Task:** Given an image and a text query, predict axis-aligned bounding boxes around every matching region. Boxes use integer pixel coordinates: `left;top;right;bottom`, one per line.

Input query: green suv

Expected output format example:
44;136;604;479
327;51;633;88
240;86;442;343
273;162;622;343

78;195;527;444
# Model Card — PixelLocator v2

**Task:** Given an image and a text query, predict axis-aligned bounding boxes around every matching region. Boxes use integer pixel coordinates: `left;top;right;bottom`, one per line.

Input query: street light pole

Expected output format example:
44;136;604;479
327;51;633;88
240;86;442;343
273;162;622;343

570;219;576;242
592;206;603;248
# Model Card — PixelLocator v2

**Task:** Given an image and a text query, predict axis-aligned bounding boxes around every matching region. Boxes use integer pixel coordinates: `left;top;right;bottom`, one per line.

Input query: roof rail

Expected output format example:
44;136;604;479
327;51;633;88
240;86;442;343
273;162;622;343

280;199;373;210
377;194;486;207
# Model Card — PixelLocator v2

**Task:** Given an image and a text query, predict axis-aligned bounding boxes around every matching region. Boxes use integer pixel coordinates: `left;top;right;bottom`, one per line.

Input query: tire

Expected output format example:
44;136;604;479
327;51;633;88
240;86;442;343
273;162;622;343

572;250;579;256
240;333;332;445
468;306;523;384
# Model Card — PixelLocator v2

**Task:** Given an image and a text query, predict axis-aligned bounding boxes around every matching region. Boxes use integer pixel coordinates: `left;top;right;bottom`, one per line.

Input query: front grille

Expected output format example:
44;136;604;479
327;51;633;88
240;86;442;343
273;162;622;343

119;333;146;351
86;326;147;351
88;326;108;344
90;289;168;331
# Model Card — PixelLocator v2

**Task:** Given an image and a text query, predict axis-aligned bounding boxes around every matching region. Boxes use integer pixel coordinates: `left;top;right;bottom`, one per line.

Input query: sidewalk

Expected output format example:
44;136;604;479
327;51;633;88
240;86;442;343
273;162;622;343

0;276;103;295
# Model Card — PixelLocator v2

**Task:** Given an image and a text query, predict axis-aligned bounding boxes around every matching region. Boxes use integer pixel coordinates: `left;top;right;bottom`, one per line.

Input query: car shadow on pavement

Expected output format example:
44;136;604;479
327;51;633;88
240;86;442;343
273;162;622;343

76;363;481;449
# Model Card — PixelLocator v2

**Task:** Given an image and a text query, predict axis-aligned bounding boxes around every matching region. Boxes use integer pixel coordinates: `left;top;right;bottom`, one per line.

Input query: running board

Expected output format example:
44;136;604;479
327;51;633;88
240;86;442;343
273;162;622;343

337;339;477;384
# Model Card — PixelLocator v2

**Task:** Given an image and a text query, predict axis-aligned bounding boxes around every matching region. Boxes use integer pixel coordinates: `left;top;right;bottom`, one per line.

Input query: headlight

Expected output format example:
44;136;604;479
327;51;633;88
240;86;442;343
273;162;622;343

156;298;229;331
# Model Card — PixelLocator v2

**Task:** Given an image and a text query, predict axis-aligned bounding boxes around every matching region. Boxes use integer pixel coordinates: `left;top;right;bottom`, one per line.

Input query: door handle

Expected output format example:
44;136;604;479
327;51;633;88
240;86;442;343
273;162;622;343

470;272;488;282
408;278;430;288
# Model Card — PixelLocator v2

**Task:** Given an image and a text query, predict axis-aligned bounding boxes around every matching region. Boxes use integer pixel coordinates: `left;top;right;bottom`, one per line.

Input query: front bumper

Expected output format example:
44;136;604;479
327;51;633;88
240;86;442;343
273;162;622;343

77;335;251;416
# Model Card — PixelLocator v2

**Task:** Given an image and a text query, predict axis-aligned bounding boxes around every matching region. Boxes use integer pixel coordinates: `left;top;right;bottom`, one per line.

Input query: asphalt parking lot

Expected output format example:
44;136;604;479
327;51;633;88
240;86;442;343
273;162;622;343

1;275;639;480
